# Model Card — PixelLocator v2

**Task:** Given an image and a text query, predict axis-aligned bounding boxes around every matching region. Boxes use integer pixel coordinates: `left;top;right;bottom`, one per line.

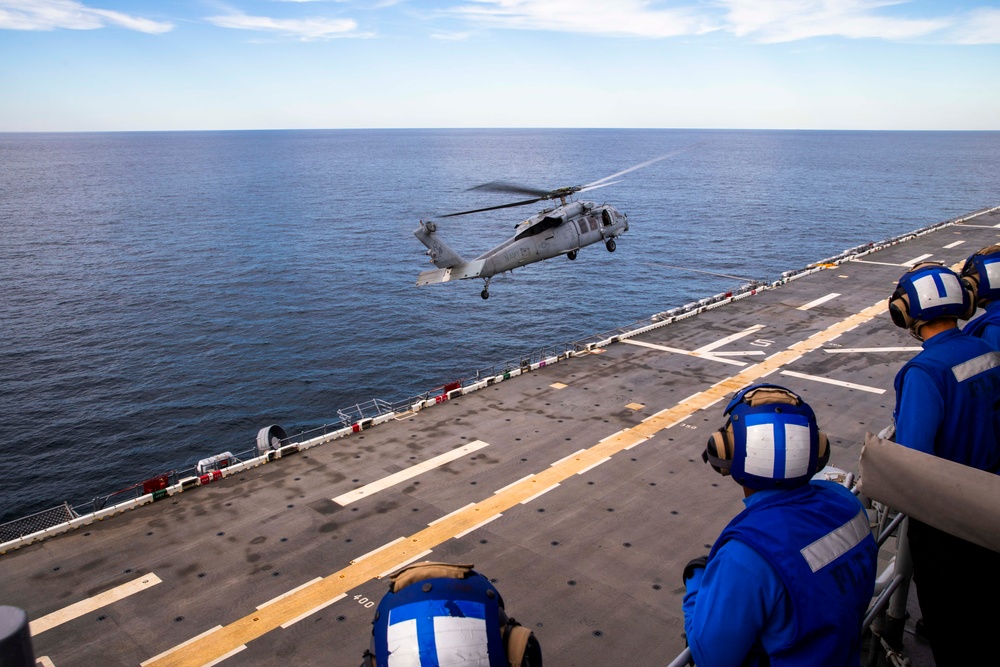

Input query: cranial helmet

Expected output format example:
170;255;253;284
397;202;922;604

961;245;1000;307
703;384;829;491
888;262;975;338
363;562;541;667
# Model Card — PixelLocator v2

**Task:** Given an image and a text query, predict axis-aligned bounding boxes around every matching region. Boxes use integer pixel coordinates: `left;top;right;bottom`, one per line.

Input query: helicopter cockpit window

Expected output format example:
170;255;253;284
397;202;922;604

602;210;613;227
516;216;563;240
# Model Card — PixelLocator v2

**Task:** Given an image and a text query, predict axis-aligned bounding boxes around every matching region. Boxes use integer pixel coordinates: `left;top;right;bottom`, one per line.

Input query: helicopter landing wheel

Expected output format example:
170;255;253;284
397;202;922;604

481;289;490;300
605;239;617;252
567;250;578;260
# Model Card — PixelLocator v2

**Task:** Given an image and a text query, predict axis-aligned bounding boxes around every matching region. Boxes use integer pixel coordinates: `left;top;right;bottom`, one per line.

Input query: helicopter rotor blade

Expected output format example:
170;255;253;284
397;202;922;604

440;196;545;218
466;181;553;198
575;180;621;195
582;146;694;190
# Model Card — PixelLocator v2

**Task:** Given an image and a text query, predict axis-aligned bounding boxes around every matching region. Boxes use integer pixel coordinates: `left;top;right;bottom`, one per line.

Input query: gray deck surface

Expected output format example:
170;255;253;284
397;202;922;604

4;209;998;667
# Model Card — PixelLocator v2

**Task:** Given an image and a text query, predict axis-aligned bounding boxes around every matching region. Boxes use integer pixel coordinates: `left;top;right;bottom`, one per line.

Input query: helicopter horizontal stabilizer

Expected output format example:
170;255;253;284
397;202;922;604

416;260;486;286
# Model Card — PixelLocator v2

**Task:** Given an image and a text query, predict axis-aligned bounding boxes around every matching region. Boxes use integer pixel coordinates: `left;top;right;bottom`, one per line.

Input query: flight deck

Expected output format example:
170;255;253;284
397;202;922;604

3;208;999;667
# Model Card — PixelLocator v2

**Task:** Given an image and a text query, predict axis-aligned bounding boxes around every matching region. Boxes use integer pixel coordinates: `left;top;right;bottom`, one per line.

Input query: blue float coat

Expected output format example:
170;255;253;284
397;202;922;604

893;327;1000;471
683;481;877;667
963;301;1000;350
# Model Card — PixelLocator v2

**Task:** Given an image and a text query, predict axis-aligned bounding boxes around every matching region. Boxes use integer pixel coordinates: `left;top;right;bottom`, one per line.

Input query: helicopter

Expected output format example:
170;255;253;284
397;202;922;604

414;154;674;299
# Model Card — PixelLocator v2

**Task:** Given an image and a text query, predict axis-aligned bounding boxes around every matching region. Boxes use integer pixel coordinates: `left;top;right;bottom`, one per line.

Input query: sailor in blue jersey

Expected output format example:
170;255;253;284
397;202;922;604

887;262;1000;665
685;384;878;667
361;561;541;667
960;244;1000;349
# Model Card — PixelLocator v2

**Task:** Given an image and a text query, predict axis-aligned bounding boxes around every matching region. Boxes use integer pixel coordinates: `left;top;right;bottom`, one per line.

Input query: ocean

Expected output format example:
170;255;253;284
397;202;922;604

1;129;998;524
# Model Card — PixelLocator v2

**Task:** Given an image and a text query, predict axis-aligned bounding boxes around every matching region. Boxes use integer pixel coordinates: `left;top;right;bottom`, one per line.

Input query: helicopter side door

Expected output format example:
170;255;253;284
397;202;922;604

576;215;601;248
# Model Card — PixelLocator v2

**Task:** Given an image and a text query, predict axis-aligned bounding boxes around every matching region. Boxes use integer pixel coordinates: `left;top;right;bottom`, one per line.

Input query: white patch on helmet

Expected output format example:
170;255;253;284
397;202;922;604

912;272;964;310
385;615;491;666
744;422;811;479
984;258;1000;291
782;423;812;478
433;616;490;666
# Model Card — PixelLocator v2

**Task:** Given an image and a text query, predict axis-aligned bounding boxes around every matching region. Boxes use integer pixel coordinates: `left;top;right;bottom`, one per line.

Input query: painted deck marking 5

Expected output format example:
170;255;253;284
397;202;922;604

332;440;490;506
30;573;162;636
142;301;886;667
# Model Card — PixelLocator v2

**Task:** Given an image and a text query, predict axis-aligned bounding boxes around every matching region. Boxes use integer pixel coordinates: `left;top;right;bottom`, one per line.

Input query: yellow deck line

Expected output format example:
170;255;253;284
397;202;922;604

31;573;162;636
143;300;886;667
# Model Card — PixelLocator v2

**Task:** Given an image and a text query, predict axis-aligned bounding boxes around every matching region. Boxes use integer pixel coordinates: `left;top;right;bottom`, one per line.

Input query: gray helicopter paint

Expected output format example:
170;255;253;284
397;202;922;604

414;201;628;290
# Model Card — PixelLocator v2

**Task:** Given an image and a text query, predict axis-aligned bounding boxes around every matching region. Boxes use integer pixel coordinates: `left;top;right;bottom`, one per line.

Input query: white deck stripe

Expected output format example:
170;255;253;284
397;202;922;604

902;253;934;267
454;514;502;539
851;259;910;267
31;573;162;636
141;626;224;666
257;578;323;610
37;657;56;667
519;484;560;505
351;537;405;563
493;474;535;495
798;293;840;311
944;240;966;249
279;594;347;629
332;440;490;505
694;325;766;353
824;347;920;354
709;350;765;357
428;503;476;526
549;449;588;467
576;457;612;475
202;646;247;667
780;370;885;394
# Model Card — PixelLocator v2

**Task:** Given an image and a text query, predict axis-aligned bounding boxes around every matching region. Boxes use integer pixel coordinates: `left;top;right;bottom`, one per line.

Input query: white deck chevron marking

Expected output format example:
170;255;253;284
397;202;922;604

902;253;934;267
780;370;885;394
31;573;162;636
824;347;920;354
944;241;965;249
693;325;766;353
333;440;490;505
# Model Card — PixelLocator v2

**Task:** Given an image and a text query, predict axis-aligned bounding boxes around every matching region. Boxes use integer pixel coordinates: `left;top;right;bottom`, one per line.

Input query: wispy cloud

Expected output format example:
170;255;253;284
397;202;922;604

945;7;1000;45
442;0;997;44
720;0;950;43
444;0;718;38
205;11;370;40
0;0;173;32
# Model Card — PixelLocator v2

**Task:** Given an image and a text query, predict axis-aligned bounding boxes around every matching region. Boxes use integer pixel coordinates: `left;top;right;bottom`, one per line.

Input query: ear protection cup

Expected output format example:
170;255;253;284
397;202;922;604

888;285;914;329
703;428;734;475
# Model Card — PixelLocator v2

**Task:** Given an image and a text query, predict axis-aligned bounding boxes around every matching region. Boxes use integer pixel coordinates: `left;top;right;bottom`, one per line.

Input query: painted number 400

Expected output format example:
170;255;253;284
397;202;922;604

354;594;375;609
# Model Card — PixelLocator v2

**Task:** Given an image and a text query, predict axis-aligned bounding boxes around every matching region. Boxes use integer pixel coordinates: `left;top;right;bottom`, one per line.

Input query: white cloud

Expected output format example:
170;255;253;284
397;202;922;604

444;0;719;39
205;11;368;40
0;0;173;33
720;0;951;43
945;7;1000;45
443;0;997;45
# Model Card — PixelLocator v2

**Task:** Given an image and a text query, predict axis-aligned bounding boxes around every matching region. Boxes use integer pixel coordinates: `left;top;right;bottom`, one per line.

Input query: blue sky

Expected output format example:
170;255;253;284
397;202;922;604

1;0;998;131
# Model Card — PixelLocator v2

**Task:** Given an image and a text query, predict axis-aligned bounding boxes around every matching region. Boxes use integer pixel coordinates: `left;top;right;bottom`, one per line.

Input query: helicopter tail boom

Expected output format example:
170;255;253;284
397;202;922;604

416;260;487;286
414;220;465;269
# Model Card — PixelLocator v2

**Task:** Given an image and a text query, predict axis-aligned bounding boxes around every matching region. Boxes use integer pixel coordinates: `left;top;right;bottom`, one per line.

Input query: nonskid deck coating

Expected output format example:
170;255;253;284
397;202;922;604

4;209;999;666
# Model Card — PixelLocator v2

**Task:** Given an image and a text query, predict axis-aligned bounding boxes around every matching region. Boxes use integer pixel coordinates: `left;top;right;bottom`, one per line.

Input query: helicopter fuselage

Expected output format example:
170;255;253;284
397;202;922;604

414;200;629;297
475;200;627;275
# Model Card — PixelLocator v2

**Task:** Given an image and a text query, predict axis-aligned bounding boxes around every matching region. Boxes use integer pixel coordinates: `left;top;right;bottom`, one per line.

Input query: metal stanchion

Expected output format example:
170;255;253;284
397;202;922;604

0;606;35;667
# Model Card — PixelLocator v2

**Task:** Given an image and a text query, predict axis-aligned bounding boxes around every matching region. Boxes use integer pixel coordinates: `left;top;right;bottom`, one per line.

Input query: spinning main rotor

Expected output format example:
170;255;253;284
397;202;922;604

440;152;679;219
